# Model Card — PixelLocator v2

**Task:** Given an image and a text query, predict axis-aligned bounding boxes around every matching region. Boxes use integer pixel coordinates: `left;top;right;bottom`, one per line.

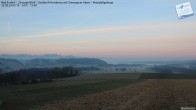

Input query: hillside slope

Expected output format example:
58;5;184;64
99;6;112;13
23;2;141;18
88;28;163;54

0;58;24;73
26;58;108;68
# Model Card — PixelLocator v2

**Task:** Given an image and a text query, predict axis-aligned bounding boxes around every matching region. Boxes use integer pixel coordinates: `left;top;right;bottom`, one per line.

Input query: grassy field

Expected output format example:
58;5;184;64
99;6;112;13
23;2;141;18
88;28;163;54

1;73;196;110
0;73;142;110
34;79;196;110
139;73;196;79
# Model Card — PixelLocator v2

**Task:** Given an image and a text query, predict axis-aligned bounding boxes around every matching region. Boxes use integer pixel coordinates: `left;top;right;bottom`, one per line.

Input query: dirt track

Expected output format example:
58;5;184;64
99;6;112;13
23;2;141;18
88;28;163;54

33;80;196;110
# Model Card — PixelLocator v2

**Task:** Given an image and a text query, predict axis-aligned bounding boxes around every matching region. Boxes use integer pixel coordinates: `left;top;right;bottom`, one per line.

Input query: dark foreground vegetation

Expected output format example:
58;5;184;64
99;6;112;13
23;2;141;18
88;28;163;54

139;73;196;79
0;73;143;110
0;66;79;85
36;80;196;110
0;73;196;110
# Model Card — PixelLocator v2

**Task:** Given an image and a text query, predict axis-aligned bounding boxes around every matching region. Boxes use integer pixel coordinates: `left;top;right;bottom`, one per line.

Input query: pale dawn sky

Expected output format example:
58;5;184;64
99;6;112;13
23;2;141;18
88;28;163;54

0;0;196;63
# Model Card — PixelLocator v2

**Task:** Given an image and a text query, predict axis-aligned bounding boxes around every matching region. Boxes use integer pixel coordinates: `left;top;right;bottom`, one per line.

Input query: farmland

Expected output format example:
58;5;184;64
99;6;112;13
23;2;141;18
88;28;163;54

0;73;196;110
33;79;196;110
0;73;142;110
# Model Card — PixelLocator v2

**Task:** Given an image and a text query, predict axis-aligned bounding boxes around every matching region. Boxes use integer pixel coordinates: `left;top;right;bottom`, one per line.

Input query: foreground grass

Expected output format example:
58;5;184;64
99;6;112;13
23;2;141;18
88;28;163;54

0;73;143;110
34;79;196;110
139;73;196;79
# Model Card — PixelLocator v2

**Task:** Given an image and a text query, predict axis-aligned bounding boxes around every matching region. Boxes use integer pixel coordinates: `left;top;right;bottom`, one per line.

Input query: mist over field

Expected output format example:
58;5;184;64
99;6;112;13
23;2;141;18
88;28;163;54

1;0;196;109
0;54;196;74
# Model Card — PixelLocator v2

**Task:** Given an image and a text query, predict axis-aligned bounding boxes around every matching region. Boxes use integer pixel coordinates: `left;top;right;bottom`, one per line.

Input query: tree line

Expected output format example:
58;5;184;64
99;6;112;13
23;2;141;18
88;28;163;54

0;66;79;85
150;65;196;74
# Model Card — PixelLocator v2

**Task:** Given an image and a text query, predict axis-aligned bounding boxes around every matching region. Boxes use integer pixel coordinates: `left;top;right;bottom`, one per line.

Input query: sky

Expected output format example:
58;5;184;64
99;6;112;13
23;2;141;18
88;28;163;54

0;0;196;63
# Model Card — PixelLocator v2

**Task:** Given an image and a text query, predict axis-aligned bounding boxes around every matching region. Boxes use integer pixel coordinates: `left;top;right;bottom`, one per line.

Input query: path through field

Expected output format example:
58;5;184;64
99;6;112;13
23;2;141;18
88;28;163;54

33;80;196;110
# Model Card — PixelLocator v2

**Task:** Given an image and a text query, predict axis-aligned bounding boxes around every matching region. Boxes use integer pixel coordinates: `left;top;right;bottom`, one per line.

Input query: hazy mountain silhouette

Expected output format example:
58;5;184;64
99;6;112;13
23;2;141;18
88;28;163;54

25;58;108;68
0;58;24;73
0;54;75;60
0;57;108;73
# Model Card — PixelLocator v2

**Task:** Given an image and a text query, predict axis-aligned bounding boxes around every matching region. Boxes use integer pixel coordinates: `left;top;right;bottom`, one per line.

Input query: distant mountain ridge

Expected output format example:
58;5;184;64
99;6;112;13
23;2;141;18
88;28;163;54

0;54;196;74
0;54;75;60
0;57;108;73
0;58;24;73
26;58;108;68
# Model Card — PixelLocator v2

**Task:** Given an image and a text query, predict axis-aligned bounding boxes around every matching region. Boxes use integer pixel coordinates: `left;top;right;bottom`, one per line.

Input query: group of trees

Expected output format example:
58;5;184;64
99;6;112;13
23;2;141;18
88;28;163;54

0;66;79;85
150;65;196;74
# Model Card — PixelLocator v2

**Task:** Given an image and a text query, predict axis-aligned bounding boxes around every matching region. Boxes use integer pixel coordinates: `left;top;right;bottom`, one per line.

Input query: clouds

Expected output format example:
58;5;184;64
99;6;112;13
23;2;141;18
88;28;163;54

1;20;196;60
2;20;196;40
1;0;196;63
